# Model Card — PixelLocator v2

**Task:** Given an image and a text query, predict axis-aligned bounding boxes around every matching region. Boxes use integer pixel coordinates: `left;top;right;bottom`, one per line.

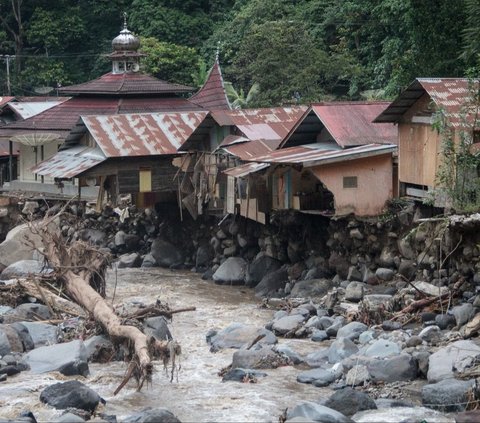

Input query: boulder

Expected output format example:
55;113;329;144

141;254;157;268
352;407;453;423
344;282;365;302
207;323;276;352
286;402;351;423
290;279;332;298
450;303;474;327
366;354;417;383
345;365;370;386
324;387;377;417
150;239;184;268
123;407;180;423
144;316;172;341
40;380;103;412
411;281;448;297
297;366;341;387
9;323;34;351
328;338;358;364
2;303;52;323
23;339;89;376
361;295;392;313
195;244;213;268
116;253;142;269
0;259;52;280
17;322;58;348
78;229;106;245
212;257;247;285
222;368;268;382
364;339;401;358
273;344;303;365
427;340;480;382
375;268;394;281
231;345;279;369
336;322;368;341
272;314;306;336
422;378;476;412
254;268;289;298
84;335;115;362
245;256;282;287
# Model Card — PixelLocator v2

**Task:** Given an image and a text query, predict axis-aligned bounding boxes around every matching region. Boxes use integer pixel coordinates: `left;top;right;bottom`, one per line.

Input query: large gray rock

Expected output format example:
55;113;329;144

324;387;376;417
336;322;368;341
297;367;340;387
422;378;476;412
195;244;213;268
450;303;474;327
212;257;247;285
375;268;394;281
427;340;480;382
246;256;282;287
18;322;58;347
361;295;392;313
78;228;106;245
0;327;11;355
345;365;370;386
328;338;358;364
23;339;89;376
124;408;181;423
231;345;279;369
2;303;52;323
286;402;351;423
144;316;172;341
366;354;417;383
290;279;332;298
0;259;52;280
254;268;289;298
364;339;401;358
9;322;34;351
117;253;142;269
344;282;365;302
84;335;114;362
273;344;303;365
272;314;306;335
40;380;103;412
305;348;329;368
207;323;276;352
352;407;453;423
150;239;184;268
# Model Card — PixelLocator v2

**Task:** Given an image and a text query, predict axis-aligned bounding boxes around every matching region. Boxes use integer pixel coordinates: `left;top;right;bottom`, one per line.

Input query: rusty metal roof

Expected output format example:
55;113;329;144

189;58;231;110
31;146;106;178
59;72;193;96
374;78;477;127
223;162;270;177
0;96;14;109
221;139;277;160
212;106;308;143
245;143;397;168
218;134;249;147
82;111;209;157
302;102;397;147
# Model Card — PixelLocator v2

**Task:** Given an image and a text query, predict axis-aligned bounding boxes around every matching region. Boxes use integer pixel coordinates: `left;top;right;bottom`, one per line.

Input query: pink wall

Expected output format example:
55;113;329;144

311;154;393;216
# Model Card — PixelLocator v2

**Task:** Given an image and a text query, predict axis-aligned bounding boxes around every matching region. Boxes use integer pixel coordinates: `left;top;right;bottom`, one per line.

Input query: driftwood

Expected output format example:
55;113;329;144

28;211;181;394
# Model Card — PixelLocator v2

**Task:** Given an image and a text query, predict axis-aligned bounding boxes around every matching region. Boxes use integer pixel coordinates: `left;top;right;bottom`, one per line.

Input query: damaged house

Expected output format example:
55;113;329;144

224;102;398;221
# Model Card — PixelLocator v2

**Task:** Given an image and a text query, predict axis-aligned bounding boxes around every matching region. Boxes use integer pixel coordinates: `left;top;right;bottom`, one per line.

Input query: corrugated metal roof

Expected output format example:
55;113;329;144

374;78;477;126
221;139;276;160
8;100;66;119
245;143;397;167
308;102;397;147
82;111;209;157
212;106;308;143
31;146;106;178
0;96;14;109
59;72;193;95
189;58;231;110
218;134;250;147
223;162;270;177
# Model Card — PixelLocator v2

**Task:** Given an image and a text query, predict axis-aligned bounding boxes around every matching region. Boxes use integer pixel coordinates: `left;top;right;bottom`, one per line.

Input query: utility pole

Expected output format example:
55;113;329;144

0;55;11;95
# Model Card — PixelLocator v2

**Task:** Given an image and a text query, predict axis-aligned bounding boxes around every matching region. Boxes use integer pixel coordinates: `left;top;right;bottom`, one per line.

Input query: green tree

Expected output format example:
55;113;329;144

224;81;259;109
140;36;199;85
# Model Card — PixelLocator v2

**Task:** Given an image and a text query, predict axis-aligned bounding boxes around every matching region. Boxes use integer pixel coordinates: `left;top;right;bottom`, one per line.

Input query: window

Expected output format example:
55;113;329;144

139;168;152;192
343;176;358;188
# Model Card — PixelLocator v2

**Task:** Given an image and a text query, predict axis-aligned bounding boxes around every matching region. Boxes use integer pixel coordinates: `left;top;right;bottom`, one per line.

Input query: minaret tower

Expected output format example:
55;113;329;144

109;13;145;74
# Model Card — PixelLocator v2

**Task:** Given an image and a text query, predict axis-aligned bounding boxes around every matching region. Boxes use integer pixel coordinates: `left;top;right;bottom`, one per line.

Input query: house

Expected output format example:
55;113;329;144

374;78;477;202
0;19;229;199
224;102;398;221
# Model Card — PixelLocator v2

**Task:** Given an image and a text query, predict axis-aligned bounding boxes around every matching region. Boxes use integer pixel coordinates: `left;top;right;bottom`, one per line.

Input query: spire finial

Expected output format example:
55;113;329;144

123;12;128;30
215;41;221;62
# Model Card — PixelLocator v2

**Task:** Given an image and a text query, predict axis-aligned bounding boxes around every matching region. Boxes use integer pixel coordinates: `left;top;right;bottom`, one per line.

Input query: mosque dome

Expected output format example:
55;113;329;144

112;16;140;52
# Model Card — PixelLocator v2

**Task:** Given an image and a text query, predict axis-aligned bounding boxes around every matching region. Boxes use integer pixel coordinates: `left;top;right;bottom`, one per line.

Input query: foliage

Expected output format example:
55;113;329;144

140;37;198;86
433;79;480;212
224;81;259;109
191;58;208;88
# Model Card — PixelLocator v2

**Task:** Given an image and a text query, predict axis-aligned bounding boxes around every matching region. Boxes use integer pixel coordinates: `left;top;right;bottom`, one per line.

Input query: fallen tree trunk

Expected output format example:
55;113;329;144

28;211;179;394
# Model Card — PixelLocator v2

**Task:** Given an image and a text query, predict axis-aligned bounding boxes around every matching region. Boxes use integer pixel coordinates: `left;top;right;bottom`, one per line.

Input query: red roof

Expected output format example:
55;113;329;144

0;96;14;109
58;72;193;96
212;106;307;145
0;96;203;137
189;58;231;110
293;102;397;148
82;112;208;157
374;78;477;127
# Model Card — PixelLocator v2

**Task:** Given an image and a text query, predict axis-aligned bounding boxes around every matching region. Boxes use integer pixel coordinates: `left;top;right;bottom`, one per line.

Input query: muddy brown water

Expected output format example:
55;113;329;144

0;268;328;422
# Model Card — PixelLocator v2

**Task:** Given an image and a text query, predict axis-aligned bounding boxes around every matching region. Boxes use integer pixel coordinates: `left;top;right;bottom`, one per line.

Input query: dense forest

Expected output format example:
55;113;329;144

0;0;479;106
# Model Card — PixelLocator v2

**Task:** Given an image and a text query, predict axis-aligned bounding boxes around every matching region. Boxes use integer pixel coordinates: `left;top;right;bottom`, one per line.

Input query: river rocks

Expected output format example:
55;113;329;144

272;314;306;336
366;354;417;382
150;239;184;268
352;407;453;423
212;257;247;285
364;339;401;358
2;303;52;323
23;339;89;376
324;387;377;417
345;364;370;386
231;345;280;369
17;322;58;348
124;407;181;423
0;223;46;267
9;323;34;351
361;294;392;313
297;367;339;386
286;402;351;423
422;378;477;412
245;256;282;287
207;323;276;352
327;338;358;363
144;316;172;341
450;303;474;327
84;335;115;362
0;259;52;280
344;282;365;302
254;268;289;298
336;322;368;340
78;228;106;245
375;268;394;281
116;253;141;268
222;368;268;382
427;340;480;382
290;279;332;298
40;380;103;412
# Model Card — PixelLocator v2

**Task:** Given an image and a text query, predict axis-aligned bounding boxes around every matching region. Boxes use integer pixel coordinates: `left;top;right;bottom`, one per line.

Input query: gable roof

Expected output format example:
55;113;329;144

7;99;68;120
189;58;231;110
81;111;209;157
0;96;14;109
374;78;477;127
282;102;396;148
58;72;193;96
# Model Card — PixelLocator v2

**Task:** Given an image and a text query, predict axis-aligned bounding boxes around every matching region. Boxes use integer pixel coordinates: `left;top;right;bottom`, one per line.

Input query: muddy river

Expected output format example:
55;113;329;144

0;268;329;422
